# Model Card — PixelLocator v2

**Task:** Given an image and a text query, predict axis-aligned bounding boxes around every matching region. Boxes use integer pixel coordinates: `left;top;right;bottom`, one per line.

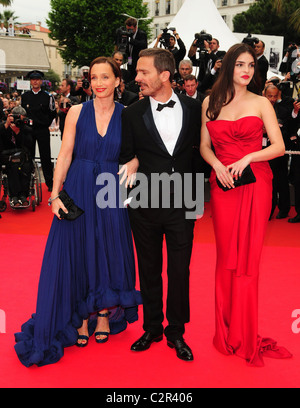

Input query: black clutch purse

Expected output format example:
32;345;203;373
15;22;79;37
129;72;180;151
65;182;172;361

58;189;84;221
216;164;256;192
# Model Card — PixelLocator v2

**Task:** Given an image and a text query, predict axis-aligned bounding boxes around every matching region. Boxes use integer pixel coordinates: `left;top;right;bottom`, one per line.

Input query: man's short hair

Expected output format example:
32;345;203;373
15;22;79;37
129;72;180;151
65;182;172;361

112;50;123;58
139;48;176;82
125;17;137;27
184;74;197;83
12;106;27;116
259;40;265;48
63;78;74;89
179;59;193;69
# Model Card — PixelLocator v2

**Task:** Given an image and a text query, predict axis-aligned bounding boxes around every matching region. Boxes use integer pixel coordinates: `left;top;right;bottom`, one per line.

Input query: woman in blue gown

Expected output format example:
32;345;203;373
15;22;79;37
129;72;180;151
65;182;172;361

14;57;142;367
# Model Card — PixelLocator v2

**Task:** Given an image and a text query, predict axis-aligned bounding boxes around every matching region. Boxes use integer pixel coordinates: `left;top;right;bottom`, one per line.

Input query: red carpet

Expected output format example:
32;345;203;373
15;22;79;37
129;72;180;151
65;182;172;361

0;184;299;388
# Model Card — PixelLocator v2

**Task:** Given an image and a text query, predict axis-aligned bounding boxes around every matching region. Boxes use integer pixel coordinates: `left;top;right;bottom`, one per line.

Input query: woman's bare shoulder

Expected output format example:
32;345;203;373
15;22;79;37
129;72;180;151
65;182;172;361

247;92;272;111
69;103;83;117
202;95;210;109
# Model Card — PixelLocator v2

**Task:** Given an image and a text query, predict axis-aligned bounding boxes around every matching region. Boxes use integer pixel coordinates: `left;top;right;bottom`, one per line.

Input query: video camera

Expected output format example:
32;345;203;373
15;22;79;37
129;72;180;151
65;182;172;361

242;34;259;48
194;30;212;51
285;43;298;57
159;27;176;49
116;26;133;54
11;114;32;129
269;77;295;97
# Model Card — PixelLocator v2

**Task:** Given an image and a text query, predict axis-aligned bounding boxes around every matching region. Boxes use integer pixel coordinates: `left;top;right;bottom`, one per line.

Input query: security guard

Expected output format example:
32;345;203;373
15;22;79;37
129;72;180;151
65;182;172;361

21;70;56;191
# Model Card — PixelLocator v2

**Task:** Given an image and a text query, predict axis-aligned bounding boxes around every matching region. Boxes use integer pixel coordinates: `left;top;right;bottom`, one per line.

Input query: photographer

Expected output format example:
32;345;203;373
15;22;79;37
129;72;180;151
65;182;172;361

116;17;147;82
279;43;300;98
73;66;93;103
112;51;131;84
263;82;297;219
154;28;186;71
199;56;223;94
188;33;225;83
0;106;33;206
174;59;193;85
279;43;299;75
115;78;139;107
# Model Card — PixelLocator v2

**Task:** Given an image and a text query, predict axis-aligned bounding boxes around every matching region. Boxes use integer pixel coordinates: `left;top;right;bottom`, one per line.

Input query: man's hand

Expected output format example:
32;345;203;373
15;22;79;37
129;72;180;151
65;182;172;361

293;99;300;115
5;114;14;129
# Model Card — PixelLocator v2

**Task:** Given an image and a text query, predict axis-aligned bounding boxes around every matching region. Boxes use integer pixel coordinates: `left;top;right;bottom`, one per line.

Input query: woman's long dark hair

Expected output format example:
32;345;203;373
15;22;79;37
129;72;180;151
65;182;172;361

207;43;261;121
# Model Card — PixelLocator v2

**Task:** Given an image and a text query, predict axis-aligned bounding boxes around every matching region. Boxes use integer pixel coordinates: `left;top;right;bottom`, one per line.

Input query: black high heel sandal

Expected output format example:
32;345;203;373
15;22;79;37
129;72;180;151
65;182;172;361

95;312;110;343
76;335;89;348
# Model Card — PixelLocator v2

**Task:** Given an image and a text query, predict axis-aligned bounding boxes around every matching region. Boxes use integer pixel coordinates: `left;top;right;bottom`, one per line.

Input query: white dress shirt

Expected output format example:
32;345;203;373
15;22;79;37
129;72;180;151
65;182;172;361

149;91;183;156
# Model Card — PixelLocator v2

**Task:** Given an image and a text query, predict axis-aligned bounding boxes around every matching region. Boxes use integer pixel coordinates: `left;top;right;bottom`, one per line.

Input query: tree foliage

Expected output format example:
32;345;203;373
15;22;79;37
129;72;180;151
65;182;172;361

0;9;18;25
233;0;300;47
44;69;61;91
273;0;300;34
0;0;13;7
47;0;151;67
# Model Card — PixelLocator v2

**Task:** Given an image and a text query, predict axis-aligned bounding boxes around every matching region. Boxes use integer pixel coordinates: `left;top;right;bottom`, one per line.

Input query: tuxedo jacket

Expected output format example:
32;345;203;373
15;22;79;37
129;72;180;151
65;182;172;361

120;94;201;214
120;94;201;178
190;50;226;82
257;55;269;90
126;29;148;71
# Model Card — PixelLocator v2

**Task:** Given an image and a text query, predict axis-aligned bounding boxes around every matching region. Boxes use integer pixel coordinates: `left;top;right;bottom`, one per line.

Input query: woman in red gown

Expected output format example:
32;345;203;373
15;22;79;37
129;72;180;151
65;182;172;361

200;43;292;366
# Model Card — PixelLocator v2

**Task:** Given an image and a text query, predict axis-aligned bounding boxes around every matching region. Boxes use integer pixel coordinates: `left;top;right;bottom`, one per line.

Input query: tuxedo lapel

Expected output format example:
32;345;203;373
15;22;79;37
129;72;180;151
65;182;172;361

142;100;170;155
173;96;189;156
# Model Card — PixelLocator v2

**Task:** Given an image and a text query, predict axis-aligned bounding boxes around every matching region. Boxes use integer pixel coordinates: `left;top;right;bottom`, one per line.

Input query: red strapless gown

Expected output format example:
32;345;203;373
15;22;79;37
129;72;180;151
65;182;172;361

206;116;292;366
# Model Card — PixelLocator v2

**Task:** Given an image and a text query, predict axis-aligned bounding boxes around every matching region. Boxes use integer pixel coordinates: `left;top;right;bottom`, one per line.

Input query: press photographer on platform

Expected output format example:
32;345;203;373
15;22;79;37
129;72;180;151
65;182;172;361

154;28;186;71
115;17;148;82
188;31;225;84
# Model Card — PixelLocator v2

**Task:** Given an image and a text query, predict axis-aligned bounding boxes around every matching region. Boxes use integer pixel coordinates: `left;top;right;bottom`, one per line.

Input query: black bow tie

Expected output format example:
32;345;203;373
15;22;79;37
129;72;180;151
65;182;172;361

156;100;176;112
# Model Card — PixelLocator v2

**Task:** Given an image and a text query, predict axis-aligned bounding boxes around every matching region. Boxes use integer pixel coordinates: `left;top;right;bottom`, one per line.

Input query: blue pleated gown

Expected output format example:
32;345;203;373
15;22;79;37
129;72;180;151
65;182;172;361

14;100;142;367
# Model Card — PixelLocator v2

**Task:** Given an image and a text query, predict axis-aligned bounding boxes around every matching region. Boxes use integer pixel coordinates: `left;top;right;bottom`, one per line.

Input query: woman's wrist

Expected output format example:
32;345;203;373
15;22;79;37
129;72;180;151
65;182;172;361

48;194;60;206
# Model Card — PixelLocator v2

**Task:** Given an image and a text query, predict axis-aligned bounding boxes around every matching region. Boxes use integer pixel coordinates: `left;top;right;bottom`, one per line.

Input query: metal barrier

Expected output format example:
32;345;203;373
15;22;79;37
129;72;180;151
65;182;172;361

35;131;62;165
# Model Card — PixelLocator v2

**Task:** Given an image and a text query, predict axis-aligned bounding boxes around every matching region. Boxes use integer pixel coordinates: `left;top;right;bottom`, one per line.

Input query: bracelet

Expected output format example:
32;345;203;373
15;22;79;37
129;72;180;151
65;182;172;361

48;194;60;206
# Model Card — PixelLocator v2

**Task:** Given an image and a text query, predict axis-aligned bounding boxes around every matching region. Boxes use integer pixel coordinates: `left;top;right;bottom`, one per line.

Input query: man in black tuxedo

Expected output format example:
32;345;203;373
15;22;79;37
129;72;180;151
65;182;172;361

119;48;201;362
255;40;269;92
124;17;148;82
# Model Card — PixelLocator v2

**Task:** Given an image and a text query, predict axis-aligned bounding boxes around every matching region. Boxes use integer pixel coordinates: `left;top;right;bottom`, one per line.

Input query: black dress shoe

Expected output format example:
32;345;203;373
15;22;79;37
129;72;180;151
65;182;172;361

276;211;289;219
131;332;163;352
288;214;300;223
167;338;194;361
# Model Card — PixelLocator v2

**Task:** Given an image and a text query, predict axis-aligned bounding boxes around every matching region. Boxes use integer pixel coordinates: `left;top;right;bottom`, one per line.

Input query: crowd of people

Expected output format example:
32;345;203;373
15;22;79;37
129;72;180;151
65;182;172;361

0;22;31;37
0;17;299;368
